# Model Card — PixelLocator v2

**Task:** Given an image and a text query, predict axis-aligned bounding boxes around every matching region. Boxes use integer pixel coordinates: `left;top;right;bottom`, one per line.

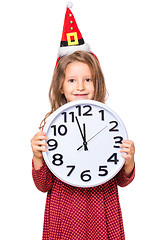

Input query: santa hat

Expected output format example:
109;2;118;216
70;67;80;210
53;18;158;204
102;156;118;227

58;2;90;58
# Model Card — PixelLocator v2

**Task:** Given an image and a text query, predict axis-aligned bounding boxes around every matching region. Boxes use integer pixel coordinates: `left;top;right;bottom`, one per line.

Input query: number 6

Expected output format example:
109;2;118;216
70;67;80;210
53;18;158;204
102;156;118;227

80;170;91;182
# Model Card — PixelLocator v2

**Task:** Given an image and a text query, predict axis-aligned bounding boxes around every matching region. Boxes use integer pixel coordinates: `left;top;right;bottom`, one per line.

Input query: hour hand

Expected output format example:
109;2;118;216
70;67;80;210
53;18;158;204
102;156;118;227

83;123;88;151
75;117;88;151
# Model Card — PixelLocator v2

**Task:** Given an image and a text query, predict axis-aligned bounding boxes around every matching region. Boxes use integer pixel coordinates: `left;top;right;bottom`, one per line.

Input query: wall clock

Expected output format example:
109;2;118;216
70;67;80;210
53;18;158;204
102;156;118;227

43;100;128;188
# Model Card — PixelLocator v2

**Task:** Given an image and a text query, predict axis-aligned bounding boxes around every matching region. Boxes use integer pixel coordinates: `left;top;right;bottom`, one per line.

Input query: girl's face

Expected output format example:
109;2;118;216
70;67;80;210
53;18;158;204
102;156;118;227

62;61;95;102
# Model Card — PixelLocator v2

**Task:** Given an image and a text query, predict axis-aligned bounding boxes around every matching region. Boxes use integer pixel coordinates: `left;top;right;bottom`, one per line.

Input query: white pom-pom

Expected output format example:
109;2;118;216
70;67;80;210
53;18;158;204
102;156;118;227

67;2;73;8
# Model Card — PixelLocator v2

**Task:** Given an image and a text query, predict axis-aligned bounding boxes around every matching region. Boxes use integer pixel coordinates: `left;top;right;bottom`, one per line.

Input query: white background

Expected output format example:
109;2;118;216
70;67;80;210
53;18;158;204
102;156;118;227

0;0;160;239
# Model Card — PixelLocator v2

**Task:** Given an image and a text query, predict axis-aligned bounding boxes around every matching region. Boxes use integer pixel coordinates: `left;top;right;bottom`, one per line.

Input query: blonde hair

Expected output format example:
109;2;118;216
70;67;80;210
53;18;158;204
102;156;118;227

40;51;108;129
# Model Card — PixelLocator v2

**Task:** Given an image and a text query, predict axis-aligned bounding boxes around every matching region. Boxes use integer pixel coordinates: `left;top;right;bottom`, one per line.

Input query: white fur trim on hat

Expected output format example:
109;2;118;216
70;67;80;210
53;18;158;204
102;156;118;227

58;43;90;57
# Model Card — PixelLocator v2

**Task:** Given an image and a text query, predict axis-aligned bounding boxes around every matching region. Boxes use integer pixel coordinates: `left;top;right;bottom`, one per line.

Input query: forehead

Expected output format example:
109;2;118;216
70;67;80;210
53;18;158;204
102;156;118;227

65;61;92;76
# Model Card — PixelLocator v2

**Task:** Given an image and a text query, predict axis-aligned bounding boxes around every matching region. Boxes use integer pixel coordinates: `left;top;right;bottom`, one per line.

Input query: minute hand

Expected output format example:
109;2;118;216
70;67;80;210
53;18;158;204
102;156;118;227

75;117;88;151
77;125;108;151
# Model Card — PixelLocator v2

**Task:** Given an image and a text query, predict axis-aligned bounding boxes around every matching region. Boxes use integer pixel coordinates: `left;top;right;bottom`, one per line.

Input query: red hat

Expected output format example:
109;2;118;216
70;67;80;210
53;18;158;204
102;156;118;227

58;2;90;57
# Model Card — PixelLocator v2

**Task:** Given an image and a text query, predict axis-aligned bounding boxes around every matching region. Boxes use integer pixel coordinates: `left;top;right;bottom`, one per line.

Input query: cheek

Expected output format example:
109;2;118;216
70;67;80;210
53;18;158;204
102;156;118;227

59;78;65;93
61;81;67;94
90;83;95;93
61;83;72;96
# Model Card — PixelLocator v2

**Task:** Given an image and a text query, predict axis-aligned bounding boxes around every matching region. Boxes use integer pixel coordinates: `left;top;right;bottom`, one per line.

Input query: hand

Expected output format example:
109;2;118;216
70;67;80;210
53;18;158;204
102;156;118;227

75;117;88;151
31;132;49;169
120;140;135;177
77;125;107;151
83;123;88;151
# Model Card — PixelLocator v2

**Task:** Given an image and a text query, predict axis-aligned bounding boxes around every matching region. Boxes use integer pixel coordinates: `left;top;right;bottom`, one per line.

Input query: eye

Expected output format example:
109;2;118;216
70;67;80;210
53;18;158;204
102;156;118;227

85;78;92;82
68;79;76;83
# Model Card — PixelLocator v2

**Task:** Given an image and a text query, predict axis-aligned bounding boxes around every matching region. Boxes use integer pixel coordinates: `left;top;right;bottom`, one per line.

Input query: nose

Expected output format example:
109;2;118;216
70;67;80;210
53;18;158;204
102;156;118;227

76;80;85;91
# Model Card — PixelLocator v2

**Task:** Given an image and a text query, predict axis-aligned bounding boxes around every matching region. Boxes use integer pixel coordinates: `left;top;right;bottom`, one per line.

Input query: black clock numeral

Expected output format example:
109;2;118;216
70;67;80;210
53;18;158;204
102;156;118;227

61;112;75;123
47;139;58;151
76;105;93;117
83;105;92;116
61;112;67;123
99;110;105;121
107;153;119;164
69;112;75;122
109;121;119;132
80;170;91;182
52;154;63;166
61;105;93;124
76;105;82;116
113;136;123;148
98;166;108;176
51;125;67;136
66;165;75;176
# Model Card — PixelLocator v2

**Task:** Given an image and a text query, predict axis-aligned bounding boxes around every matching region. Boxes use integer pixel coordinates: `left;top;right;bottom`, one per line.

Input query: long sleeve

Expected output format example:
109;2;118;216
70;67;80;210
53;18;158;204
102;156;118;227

32;160;54;193
116;165;135;187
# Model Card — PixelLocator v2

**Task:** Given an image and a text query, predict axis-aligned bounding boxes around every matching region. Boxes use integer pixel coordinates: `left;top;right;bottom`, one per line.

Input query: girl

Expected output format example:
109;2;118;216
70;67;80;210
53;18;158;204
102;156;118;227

31;51;135;239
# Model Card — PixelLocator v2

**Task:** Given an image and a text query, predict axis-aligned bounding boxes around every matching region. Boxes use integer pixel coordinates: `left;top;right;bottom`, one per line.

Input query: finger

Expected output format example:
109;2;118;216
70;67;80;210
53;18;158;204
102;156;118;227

123;140;135;147
35;141;48;147
120;148;130;153
121;153;131;160
33;145;48;152
121;140;135;148
123;139;134;143
35;134;49;141
37;131;47;135
120;143;131;149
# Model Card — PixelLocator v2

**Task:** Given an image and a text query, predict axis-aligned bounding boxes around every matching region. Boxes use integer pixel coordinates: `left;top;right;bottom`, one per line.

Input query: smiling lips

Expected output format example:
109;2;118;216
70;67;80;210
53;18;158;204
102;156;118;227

73;93;88;97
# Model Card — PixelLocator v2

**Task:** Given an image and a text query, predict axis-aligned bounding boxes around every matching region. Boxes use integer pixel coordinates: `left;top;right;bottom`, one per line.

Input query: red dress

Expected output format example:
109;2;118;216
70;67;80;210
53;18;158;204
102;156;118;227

32;160;135;240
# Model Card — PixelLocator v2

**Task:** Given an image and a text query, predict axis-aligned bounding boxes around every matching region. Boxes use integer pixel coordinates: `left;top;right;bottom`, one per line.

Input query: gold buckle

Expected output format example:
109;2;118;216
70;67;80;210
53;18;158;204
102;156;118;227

67;32;79;46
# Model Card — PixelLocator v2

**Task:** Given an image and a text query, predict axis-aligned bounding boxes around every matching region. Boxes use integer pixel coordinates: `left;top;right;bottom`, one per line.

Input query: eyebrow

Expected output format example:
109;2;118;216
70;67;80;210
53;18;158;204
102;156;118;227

66;75;92;79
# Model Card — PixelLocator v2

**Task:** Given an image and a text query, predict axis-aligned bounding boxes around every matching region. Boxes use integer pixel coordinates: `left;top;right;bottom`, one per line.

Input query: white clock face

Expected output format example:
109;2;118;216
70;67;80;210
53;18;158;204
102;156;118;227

43;100;128;188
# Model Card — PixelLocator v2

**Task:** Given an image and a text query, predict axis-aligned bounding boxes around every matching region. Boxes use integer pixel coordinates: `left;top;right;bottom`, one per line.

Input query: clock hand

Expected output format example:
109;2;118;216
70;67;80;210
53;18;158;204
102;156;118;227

77;125;108;151
83;123;88;151
75;117;88;151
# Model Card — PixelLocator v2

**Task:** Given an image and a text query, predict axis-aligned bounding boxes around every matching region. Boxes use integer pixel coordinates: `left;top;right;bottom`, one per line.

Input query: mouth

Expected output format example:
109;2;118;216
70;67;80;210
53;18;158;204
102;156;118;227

73;93;89;97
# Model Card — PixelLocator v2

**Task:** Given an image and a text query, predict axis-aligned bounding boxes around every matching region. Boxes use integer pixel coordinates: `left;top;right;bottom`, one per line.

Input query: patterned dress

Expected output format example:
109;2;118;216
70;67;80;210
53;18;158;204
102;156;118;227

32;160;135;240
